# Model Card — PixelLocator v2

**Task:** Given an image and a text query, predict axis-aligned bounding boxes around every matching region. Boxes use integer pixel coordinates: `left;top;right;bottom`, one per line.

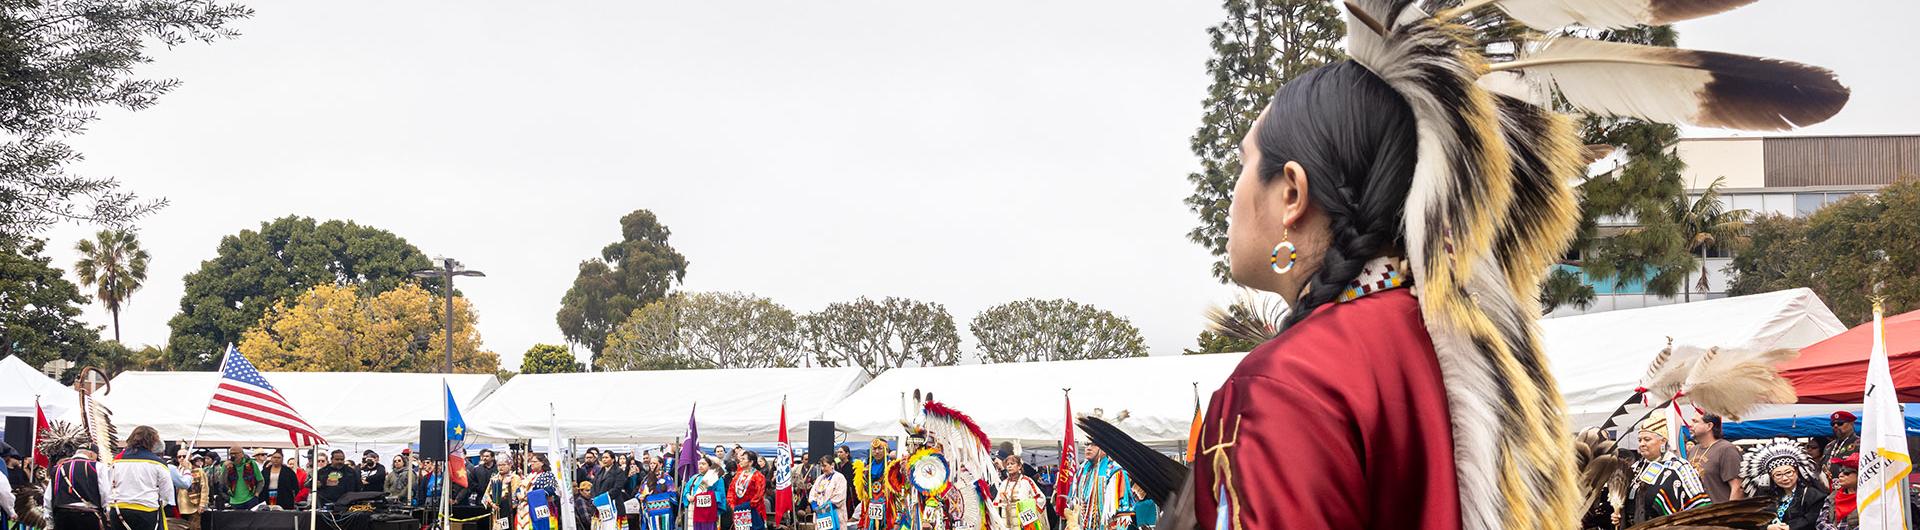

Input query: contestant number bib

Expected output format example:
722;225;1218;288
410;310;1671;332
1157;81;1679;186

694;493;714;508
1016;501;1040;527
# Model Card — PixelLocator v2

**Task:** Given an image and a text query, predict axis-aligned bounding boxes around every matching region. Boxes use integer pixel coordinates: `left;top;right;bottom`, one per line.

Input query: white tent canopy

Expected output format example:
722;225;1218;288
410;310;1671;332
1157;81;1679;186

1545;288;1846;428
104;371;501;446
467;367;868;444
0;355;79;422
825;354;1245;446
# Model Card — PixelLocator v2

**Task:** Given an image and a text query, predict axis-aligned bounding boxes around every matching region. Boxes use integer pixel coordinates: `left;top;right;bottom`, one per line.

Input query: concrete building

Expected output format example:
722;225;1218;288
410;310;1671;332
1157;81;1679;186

1551;134;1919;316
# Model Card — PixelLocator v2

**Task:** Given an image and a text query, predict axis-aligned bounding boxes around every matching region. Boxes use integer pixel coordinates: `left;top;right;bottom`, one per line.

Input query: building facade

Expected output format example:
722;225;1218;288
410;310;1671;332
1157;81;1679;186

1550;134;1919;316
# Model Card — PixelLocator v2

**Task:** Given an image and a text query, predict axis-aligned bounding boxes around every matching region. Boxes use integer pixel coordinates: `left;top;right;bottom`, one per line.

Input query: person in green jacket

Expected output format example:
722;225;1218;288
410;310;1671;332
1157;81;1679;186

220;445;264;509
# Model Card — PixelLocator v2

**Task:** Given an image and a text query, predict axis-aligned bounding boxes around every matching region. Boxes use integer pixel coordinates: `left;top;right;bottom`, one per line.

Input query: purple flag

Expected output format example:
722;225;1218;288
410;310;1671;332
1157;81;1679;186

676;404;699;480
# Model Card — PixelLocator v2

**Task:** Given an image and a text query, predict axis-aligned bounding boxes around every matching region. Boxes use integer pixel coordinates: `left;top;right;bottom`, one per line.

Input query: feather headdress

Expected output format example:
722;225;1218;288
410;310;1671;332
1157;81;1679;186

1739;441;1815;495
902;391;1007;530
1334;0;1846;528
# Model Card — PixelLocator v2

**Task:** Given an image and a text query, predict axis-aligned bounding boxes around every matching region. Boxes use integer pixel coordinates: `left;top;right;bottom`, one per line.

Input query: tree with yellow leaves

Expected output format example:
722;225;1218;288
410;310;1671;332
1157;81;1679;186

239;284;499;373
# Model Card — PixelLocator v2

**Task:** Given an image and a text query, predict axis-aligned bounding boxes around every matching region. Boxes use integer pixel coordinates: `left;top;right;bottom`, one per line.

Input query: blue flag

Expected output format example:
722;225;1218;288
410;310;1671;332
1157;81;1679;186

446;381;469;488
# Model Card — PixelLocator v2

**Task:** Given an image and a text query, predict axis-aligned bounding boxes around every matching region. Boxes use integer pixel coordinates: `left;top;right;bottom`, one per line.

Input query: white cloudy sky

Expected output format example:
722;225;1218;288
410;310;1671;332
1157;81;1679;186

40;0;1919;369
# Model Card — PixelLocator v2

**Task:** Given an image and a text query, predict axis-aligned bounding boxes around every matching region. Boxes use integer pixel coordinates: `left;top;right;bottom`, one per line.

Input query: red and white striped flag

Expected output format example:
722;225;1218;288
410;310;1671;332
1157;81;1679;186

208;345;327;447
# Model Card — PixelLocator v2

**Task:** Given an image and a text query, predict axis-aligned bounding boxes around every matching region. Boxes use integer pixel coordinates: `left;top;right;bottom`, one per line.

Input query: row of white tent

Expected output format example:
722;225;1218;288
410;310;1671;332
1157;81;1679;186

1;288;1849;449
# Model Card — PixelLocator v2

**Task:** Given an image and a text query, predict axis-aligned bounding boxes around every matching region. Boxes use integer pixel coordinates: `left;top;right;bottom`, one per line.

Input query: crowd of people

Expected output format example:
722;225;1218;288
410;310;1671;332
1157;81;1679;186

1584;411;1877;530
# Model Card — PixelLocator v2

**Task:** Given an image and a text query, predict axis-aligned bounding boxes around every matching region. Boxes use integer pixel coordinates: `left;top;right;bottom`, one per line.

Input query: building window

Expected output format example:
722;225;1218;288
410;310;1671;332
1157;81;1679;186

1731;193;1764;215
1762;193;1795;216
1796;193;1825;216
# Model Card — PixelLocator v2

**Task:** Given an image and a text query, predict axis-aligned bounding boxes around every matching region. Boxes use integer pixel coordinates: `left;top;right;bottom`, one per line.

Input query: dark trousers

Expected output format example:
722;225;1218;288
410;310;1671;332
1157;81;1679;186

55;509;106;530
113;508;163;530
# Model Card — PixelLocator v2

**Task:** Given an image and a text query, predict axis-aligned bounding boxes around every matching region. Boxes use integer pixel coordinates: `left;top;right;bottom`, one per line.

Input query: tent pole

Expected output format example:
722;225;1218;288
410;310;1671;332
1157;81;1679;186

185;346;232;453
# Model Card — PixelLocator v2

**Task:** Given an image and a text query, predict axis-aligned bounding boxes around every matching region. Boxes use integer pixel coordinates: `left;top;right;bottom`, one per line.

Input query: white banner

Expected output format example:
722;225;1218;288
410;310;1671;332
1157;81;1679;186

1859;302;1912;530
553;405;580;530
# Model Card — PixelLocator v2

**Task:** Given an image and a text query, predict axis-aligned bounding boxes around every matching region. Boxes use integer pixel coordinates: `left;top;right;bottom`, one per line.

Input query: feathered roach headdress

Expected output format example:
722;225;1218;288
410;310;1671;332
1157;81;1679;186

1337;0;1846;528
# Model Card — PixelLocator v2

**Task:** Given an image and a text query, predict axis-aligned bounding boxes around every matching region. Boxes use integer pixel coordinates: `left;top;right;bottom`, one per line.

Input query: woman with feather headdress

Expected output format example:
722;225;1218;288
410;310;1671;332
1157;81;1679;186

1172;0;1849;527
1739;441;1825;530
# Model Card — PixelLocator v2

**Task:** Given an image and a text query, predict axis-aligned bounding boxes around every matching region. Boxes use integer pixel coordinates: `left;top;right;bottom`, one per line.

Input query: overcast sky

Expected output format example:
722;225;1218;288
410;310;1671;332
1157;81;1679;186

40;0;1918;370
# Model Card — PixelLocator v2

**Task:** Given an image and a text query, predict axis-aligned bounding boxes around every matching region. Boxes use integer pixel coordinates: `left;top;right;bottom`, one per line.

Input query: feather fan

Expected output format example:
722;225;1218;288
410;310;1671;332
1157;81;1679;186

1453;0;1759;30
1493;37;1849;130
1623;496;1773;529
1572;428;1627;516
1202;289;1286;346
1679;347;1799;420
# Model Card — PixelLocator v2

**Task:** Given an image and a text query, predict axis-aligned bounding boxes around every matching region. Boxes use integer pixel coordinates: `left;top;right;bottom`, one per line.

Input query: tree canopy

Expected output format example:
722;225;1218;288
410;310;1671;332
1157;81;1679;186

1183;0;1345;282
971;299;1148;363
1728;179;1920;325
599;291;800;371
237;283;498;373
801;296;962;377
0;0;252;238
0;235;102;370
168;216;436;369
557;210;689;359
520;343;584;374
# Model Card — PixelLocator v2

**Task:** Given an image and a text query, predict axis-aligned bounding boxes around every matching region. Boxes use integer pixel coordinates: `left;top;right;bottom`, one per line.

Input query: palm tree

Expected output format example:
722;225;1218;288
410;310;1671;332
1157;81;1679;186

1670;177;1751;301
74;229;151;342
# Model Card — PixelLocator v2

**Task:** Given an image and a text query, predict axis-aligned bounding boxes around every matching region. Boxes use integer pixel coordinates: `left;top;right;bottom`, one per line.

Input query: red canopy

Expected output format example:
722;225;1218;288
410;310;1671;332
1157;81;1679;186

1779;308;1920;403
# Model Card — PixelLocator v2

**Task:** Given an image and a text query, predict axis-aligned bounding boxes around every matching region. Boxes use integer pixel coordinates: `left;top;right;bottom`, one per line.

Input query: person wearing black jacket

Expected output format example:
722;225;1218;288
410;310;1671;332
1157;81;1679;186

468;450;498;506
360;450;387;493
586;453;628;524
1761;464;1826;530
263;452;302;510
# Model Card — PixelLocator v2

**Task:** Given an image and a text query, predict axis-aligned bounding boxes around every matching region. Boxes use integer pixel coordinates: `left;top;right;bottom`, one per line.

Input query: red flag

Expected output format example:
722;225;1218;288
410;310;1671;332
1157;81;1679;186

1055;391;1076;517
775;397;794;524
33;397;51;467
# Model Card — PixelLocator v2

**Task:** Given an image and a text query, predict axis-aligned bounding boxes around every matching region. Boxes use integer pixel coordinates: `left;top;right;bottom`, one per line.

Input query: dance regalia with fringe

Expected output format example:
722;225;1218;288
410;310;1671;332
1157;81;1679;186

1180;0;1851;525
1624;454;1709;525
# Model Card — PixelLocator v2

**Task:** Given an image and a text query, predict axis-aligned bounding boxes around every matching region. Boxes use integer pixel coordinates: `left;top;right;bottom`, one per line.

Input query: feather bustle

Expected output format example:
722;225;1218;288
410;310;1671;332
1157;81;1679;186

1488;0;1760;30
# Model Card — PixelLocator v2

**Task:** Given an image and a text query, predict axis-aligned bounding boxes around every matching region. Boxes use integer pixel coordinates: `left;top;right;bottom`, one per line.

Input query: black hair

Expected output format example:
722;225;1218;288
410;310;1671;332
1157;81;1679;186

1701;414;1724;438
1253;60;1419;328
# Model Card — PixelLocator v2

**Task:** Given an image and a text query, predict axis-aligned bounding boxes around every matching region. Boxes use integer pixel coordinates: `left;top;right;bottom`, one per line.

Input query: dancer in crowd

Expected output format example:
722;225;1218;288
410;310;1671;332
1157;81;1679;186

1620;416;1709;526
729;451;766;530
996;455;1045;530
809;455;847;530
106;426;175;530
684;456;727;530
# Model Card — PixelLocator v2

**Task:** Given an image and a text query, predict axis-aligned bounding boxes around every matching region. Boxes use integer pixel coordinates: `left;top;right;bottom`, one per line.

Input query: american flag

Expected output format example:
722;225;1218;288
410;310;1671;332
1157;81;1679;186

209;345;327;447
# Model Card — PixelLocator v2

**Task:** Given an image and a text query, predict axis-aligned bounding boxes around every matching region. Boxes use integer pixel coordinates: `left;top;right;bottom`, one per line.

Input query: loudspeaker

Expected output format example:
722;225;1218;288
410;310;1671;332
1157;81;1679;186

419;420;445;461
4;416;31;453
807;421;834;462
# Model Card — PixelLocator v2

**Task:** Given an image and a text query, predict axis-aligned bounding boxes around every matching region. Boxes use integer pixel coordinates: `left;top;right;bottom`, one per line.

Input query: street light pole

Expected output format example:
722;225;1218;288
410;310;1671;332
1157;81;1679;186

413;257;485;374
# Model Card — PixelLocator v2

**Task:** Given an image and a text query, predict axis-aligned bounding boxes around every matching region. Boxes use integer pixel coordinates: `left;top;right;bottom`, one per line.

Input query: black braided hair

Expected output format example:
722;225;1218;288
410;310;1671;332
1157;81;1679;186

1252;61;1419;329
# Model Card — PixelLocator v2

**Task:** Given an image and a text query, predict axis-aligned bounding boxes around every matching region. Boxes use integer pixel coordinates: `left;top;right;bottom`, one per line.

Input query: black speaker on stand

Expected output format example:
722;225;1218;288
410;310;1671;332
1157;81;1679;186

419;420;446;461
4;416;32;454
807;421;834;462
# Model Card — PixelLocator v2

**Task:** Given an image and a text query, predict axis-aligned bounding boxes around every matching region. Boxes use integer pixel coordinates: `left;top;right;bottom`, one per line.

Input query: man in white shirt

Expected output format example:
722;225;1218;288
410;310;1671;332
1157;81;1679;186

108;426;177;530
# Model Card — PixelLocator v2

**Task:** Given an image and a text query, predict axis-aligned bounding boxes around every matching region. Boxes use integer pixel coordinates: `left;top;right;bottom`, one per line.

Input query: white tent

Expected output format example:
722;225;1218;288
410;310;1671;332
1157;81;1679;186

103;371;501;446
825;354;1245;446
1545;287;1847;428
0;355;79;421
466;367;868;444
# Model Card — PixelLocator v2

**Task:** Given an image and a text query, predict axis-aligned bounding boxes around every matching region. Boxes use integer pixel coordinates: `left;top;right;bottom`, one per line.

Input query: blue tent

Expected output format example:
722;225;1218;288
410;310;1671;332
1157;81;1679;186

1723;404;1920;440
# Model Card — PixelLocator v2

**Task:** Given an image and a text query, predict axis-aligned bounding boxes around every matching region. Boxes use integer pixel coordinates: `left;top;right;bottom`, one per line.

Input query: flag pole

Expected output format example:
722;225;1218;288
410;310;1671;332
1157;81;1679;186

185;345;233;453
445;378;453;530
311;444;321;530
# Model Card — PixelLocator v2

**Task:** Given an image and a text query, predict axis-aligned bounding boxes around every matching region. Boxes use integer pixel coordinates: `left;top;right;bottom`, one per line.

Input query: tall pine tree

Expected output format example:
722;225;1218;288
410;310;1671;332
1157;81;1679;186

1184;0;1346;282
